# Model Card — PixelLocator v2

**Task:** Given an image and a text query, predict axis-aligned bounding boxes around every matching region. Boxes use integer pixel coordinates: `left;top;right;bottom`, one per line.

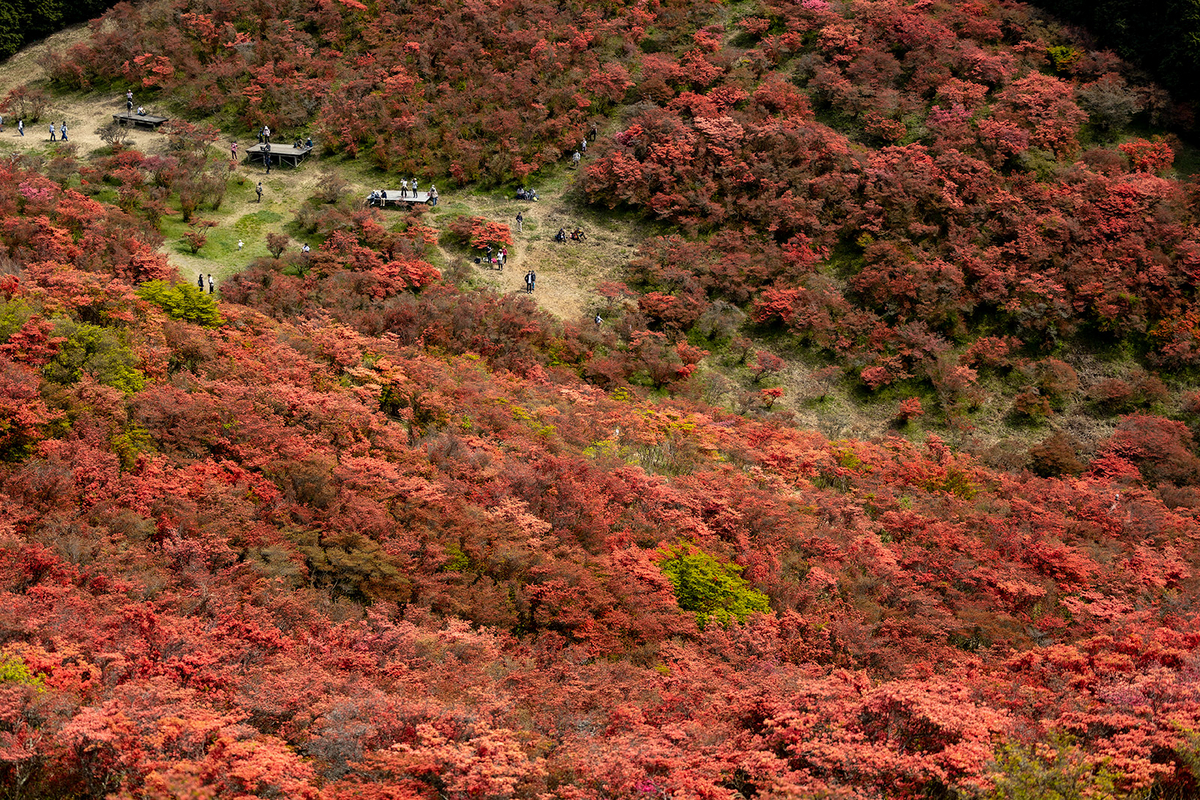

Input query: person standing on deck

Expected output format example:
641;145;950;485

198;273;204;289
401;179;408;198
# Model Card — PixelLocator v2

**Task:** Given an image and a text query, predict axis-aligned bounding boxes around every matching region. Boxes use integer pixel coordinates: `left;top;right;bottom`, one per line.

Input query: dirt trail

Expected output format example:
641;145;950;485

436;185;642;324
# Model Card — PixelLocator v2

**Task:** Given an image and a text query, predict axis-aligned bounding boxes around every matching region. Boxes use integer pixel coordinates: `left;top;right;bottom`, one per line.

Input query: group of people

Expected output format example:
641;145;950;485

523;270;537;294
515;187;539;201
196;273;215;294
482;245;507;269
554;227;586;243
48;121;68;141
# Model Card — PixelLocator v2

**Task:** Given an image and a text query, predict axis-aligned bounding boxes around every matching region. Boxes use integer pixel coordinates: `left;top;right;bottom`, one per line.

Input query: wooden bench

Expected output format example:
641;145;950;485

366;190;438;208
246;143;314;168
112;112;169;130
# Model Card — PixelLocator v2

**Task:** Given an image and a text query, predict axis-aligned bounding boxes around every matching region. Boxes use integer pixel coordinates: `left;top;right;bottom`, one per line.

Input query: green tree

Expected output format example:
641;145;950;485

658;543;770;628
136;280;224;327
44;319;145;393
989;733;1122;800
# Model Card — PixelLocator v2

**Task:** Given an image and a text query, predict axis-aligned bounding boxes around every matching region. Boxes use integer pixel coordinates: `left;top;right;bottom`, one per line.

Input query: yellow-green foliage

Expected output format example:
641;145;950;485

136;280;224;327
0;655;46;692
658;543;770;628
989;733;1121;800
45;319;145;393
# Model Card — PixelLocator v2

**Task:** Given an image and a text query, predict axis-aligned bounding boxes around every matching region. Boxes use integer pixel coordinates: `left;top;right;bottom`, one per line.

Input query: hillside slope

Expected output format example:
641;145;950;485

1;0;1200;798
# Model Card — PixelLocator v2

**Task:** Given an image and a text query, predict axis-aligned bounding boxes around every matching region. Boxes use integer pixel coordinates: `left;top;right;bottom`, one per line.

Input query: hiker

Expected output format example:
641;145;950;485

381;190;388;205
305;136;313;148
301;243;310;254
529;270;537;292
572;149;580;167
17;119;22;136
60;122;67;141
137;106;145;115
554;228;566;243
263;125;271;143
595;313;603;327
517;187;527;200
400;179;408;198
580;138;587;153
198;273;204;289
231;141;238;161
208;274;214;294
411;178;419;195
256;182;263;202
429;185;438;206
589;124;597;141
500;247;507;268
238;240;244;251
49;123;56;141
516;211;523;232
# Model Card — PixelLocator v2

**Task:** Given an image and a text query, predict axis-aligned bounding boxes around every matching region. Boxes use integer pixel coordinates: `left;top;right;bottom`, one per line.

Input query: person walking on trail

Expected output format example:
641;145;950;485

49;123;56;142
530;270;537;293
198;273;204;289
516;211;523;232
17;119;22;137
256;182;263;203
263;125;271;143
580;138;587;153
572;149;581;168
231;141;238;161
208;274;214;294
59;122;67;141
524;271;532;293
500;247;507;268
